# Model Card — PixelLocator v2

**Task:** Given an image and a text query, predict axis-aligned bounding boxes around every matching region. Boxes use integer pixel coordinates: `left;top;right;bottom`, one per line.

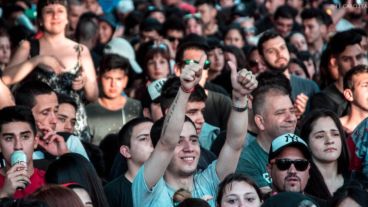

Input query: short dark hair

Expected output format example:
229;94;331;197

194;0;216;7
139;17;162;33
329;29;362;57
99;53;130;76
150;116;195;147
274;5;297;20
343;64;368;90
175;34;209;66
75;12;99;43
0;106;37;135
57;94;78;112
217;173;262;205
257;30;282;57
301;8;330;25
160;76;207;113
14;81;55;109
162;17;185;36
256;70;292;94
252;84;291;116
118;117;153;147
177;198;211;207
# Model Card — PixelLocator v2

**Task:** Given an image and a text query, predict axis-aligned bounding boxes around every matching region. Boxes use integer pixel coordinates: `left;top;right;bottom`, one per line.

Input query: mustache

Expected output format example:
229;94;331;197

285;174;301;182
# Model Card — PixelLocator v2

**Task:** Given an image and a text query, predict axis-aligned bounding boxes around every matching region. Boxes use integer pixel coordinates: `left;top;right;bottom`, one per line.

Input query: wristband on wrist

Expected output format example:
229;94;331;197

232;102;248;112
181;86;194;93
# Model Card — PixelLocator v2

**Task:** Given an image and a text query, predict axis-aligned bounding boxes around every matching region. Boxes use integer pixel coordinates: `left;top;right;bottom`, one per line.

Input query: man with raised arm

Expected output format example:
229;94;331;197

132;48;258;207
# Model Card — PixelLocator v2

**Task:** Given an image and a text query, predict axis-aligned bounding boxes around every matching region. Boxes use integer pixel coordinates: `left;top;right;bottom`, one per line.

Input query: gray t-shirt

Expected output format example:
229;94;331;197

236;139;271;187
86;97;142;145
132;161;220;207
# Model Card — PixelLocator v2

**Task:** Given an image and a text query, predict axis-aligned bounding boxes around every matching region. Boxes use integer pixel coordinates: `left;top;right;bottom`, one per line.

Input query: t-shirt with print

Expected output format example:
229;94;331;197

236;139;271;187
0;168;45;199
132;161;220;207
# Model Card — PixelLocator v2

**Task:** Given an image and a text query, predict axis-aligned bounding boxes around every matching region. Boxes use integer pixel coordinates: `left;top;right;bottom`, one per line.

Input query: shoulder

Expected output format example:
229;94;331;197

105;175;130;191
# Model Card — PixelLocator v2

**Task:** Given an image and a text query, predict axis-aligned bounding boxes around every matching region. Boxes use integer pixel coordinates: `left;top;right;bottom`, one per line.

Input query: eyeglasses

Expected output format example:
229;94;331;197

183;59;211;70
274;159;309;171
167;36;182;42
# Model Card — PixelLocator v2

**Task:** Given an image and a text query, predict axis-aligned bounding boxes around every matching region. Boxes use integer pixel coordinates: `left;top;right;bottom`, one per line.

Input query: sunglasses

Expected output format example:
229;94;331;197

274;159;309;171
183;59;211;70
167;36;182;42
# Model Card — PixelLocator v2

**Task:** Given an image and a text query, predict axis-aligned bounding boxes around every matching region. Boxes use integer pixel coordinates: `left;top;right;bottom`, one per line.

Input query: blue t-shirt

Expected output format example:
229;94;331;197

132;161;220;207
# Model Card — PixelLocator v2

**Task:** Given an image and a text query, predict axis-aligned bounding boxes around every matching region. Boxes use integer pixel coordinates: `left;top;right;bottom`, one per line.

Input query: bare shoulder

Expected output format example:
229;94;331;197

18;39;31;50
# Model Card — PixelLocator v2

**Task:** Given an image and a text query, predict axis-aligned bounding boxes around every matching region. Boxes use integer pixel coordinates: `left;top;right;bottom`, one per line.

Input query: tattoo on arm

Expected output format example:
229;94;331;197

161;94;180;137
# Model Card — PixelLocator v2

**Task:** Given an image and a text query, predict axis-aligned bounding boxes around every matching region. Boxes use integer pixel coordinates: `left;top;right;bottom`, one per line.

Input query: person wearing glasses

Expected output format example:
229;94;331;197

266;133;311;193
300;109;351;201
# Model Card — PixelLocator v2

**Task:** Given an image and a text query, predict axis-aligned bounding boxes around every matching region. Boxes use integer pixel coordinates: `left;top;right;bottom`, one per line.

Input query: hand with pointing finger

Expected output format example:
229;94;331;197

180;54;206;92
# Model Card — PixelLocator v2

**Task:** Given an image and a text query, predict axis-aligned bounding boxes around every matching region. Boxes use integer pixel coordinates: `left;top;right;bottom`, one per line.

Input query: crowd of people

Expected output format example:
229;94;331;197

0;0;368;206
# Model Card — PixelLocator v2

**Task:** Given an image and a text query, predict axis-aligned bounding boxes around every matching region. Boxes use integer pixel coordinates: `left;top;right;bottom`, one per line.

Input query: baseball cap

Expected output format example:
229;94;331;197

104;37;143;74
261;192;319;207
268;133;310;162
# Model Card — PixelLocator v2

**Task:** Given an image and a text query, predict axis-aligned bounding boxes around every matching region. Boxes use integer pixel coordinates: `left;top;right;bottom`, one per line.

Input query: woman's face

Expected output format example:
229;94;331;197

41;3;68;34
288;62;307;79
146;53;170;80
290;33;308;51
185;18;203;36
0;36;11;65
220;181;261;207
208;47;225;72
308;116;342;164
99;21;113;44
224;29;245;49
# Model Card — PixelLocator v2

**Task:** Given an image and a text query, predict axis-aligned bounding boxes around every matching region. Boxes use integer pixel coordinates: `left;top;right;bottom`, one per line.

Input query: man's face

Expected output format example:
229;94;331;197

336;44;368;76
186;101;205;135
208;47;225;72
166;29;184;54
68;4;86;30
261;36;290;72
167;122;200;177
101;69;128;99
128;122;154;165
302;18;325;44
0;122;38;167
196;4;216;25
349;73;368;111
265;0;286;15
55;103;77;133
32;93;59;131
176;48;207;74
141;30;161;43
268;147;310;192
257;94;297;139
274;17;294;38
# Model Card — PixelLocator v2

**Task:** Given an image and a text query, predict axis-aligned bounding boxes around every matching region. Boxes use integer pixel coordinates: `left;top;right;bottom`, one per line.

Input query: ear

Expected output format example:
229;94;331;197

211;7;217;18
329;57;337;68
254;114;265;131
143;108;151;119
174;64;181;76
343;89;354;102
120;145;131;159
34;133;40;149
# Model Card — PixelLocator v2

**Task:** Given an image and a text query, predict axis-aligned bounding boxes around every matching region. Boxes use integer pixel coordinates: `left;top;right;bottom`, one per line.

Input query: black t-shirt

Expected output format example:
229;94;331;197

104;175;132;207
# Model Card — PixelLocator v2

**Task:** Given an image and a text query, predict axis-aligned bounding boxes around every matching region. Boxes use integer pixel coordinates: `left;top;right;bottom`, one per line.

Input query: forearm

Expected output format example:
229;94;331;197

0;79;15;109
225;96;249;151
160;88;191;147
83;79;99;101
2;57;40;85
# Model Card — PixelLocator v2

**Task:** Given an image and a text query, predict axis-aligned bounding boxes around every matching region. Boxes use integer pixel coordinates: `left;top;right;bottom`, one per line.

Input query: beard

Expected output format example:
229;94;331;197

264;58;289;72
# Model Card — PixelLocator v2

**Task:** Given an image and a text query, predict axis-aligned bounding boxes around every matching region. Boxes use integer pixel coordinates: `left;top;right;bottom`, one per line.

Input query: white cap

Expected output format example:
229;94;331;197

104;37;143;74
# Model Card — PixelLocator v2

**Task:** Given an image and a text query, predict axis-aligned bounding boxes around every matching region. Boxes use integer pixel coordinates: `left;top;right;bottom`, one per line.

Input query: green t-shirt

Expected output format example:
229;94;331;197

236;139;272;187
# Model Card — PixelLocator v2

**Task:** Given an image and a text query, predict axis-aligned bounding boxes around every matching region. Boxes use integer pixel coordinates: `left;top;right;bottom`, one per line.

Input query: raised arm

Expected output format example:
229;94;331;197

3;41;64;86
143;55;206;189
216;61;258;181
78;45;98;101
0;78;15;109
